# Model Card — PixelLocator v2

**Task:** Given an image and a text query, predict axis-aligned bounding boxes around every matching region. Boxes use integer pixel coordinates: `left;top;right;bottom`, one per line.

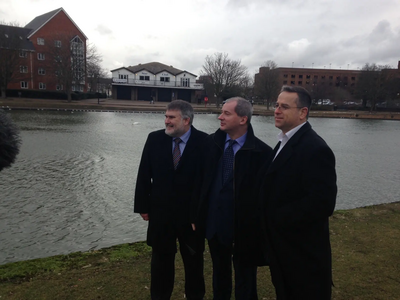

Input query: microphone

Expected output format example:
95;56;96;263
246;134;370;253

0;109;21;172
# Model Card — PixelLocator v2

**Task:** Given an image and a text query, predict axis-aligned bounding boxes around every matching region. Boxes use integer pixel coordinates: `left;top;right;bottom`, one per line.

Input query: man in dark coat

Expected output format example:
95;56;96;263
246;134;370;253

134;100;207;300
194;97;272;300
259;86;337;299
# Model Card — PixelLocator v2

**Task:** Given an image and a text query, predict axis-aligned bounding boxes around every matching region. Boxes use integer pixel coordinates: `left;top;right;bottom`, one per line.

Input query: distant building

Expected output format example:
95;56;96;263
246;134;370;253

0;8;87;94
111;62;204;102
255;61;400;103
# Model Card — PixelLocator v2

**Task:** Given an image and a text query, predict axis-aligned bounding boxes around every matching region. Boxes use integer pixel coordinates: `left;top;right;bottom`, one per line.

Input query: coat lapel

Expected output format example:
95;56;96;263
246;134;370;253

267;122;311;175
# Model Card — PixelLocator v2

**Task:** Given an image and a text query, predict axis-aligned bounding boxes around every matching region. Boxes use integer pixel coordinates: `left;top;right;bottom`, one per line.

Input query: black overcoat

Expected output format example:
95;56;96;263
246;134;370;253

194;124;272;265
134;126;207;252
259;122;337;299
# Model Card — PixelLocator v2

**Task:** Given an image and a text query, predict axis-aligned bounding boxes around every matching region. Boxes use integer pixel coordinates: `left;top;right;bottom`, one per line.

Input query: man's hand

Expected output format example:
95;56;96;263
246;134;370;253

191;223;196;231
140;213;149;221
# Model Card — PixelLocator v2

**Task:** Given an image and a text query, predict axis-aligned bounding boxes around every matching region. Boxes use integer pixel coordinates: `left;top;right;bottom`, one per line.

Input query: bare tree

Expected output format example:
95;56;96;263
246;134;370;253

201;52;249;107
41;34;87;101
355;63;396;111
0;23;27;98
86;43;106;93
254;60;280;109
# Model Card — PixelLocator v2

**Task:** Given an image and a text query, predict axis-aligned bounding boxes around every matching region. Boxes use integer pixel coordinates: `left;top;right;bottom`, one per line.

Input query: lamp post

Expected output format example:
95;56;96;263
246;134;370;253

97;76;100;105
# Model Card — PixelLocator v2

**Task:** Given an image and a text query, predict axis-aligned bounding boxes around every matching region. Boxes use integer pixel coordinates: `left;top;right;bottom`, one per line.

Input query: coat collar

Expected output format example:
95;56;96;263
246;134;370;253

213;124;256;151
267;121;312;174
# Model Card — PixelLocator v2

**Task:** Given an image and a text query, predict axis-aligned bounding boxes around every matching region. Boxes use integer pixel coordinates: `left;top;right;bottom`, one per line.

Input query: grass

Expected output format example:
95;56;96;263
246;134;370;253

0;202;399;299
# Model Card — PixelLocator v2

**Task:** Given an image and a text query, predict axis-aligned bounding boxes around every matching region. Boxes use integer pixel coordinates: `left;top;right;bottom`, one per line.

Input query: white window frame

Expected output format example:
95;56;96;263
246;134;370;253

119;74;128;79
54;40;62;47
21;81;28;89
19;51;27;58
39;82;46;90
56;84;63;91
37;38;45;45
20;66;28;73
37;53;45;60
38;68;46;75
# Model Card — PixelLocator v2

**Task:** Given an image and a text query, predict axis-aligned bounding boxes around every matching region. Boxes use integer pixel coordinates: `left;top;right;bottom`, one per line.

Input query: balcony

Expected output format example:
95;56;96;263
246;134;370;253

112;78;203;89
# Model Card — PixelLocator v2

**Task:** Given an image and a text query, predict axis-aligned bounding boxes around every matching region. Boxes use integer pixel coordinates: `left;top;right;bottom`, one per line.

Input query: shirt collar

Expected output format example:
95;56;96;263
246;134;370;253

277;121;307;142
176;127;191;144
226;131;247;148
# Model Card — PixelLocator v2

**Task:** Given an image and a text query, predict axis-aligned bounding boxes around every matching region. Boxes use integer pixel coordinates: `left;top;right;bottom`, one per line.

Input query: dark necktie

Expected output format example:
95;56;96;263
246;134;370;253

173;138;182;169
222;139;236;183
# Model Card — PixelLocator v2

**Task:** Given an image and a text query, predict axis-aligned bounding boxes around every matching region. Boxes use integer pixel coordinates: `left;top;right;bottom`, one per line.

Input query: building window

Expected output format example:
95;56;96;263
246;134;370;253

291;74;295;78
336;76;341;80
329;76;333;80
37;38;45;45
283;74;288;78
321;75;326;79
351;77;356;80
39;82;46;90
139;76;150;81
298;81;302;85
306;81;310;85
119;74;128;79
314;75;318;79
299;75;303;79
290;81;295;85
56;84;63;90
21;81;28;89
283;80;287;84
54;56;62;62
38;53;45;60
306;75;311;79
19;51;27;58
181;78;190;87
38;68;46;75
160;77;170;82
20;66;28;73
54;40;62;47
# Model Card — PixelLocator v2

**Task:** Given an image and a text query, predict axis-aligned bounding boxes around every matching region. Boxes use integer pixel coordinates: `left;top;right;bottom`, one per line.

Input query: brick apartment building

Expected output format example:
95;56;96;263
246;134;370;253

0;8;87;95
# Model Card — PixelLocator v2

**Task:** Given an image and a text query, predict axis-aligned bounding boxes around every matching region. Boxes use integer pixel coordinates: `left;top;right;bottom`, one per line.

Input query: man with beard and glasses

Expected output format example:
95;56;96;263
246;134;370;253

134;100;207;300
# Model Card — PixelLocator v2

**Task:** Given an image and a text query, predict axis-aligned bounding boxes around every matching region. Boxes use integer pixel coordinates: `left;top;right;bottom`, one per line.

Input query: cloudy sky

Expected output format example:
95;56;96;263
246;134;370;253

1;0;399;77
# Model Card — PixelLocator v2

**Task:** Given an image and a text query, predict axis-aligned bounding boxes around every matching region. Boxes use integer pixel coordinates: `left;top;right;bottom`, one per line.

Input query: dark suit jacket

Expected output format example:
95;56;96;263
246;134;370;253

134;126;208;252
260;121;337;299
195;124;272;265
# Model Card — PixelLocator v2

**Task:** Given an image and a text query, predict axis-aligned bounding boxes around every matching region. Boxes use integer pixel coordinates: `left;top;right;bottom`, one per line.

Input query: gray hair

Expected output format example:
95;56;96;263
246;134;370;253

167;100;194;125
224;97;253;124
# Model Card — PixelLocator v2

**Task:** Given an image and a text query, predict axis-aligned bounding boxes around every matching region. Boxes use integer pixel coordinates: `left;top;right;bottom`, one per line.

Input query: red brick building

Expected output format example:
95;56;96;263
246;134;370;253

1;8;87;94
255;62;400;103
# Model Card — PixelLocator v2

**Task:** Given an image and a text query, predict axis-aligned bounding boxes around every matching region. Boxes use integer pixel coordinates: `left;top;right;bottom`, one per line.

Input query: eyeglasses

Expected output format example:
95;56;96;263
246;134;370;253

274;103;304;111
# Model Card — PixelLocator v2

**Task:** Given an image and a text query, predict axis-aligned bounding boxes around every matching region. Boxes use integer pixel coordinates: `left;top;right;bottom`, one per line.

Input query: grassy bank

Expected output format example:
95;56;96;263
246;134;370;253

1;202;399;299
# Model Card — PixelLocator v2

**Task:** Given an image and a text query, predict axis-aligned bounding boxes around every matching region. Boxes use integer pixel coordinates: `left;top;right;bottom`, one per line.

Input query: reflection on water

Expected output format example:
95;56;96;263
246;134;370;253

0;110;399;265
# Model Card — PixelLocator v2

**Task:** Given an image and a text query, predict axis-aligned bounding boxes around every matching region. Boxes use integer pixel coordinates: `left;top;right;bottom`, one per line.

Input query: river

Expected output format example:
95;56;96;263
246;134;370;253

0;110;399;265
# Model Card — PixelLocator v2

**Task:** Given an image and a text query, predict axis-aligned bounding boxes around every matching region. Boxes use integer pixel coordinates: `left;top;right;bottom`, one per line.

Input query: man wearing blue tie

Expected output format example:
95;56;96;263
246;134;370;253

193;97;272;300
134;100;208;300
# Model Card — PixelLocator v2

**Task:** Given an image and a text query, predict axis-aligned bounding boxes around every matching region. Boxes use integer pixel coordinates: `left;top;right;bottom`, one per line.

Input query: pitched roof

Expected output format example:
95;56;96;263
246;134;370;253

25;7;88;40
0;24;35;51
124;62;197;77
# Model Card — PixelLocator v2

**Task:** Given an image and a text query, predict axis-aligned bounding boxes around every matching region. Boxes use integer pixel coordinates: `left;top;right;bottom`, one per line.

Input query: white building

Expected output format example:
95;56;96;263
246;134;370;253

111;62;203;102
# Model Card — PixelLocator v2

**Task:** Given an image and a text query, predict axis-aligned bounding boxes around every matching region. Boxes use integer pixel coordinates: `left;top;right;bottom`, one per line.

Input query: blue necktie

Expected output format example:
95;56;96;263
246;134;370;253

173;138;182;169
222;140;236;183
